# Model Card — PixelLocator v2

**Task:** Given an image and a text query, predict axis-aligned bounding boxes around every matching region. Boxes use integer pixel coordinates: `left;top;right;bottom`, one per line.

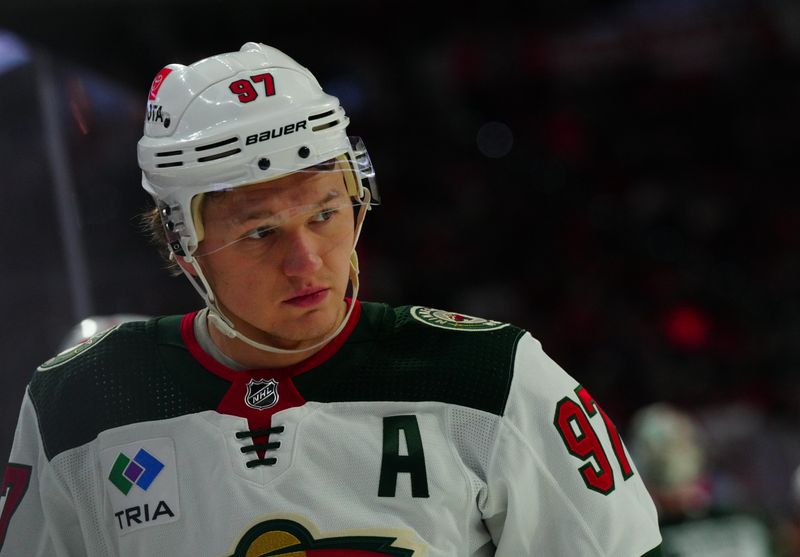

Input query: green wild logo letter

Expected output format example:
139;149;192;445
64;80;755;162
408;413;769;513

227;519;415;556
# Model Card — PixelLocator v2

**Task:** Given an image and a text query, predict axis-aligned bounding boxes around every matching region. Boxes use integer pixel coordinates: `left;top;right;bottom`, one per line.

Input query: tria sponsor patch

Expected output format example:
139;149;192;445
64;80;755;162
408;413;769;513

409;306;509;332
101;438;180;534
108;448;164;495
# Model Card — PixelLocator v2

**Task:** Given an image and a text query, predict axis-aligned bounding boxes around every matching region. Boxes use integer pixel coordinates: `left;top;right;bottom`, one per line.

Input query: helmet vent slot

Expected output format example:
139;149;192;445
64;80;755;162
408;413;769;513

197;148;242;163
308;110;335;121
195;137;238;152
312;120;340;132
156;161;184;168
156;150;183;157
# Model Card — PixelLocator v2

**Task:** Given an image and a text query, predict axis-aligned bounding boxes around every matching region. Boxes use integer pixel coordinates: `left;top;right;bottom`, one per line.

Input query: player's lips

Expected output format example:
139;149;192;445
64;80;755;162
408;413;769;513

283;287;330;307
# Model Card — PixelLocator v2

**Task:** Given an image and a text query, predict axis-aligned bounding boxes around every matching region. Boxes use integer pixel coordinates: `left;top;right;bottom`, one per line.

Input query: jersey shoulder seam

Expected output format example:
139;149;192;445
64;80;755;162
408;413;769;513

499;329;527;416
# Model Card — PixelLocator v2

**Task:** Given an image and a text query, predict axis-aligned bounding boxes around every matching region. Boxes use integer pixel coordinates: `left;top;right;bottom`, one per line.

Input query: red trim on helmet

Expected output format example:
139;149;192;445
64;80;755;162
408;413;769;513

148;67;172;101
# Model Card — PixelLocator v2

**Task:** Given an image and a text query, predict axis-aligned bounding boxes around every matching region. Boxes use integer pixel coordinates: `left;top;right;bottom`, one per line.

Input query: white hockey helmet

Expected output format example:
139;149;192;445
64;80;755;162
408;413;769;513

137;41;377;258
137;42;377;355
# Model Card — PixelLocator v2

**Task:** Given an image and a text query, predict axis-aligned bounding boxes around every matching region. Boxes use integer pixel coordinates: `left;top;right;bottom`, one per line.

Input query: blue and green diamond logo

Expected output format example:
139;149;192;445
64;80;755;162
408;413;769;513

108;448;164;495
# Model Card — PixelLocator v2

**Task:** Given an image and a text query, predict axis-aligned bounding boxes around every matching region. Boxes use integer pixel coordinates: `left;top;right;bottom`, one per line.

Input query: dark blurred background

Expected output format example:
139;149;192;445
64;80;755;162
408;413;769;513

2;0;800;552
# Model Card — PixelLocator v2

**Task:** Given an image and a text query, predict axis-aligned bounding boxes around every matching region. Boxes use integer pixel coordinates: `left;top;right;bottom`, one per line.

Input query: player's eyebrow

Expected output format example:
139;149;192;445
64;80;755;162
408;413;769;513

232;190;341;226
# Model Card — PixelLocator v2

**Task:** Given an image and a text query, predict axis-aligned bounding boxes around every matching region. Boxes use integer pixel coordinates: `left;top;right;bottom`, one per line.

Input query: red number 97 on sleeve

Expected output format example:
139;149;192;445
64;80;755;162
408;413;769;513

553;386;634;495
0;463;32;550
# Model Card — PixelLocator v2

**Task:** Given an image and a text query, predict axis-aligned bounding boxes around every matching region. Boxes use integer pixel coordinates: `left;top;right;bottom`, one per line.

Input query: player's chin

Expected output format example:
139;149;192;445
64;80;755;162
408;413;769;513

290;304;343;337
269;323;336;350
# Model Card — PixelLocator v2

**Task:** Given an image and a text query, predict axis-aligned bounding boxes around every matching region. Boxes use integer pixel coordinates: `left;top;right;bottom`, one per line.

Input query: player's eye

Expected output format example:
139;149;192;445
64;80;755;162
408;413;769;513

310;207;338;223
244;225;277;240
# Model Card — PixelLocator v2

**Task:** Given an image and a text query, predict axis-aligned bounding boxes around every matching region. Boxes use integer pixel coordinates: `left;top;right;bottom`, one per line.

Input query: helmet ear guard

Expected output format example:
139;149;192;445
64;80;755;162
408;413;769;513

348;136;379;204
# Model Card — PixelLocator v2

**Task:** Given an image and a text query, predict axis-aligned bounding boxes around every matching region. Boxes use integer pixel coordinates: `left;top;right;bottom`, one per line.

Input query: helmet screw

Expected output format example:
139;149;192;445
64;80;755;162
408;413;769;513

298;146;310;159
161;206;171;217
166;221;175;231
258;157;271;170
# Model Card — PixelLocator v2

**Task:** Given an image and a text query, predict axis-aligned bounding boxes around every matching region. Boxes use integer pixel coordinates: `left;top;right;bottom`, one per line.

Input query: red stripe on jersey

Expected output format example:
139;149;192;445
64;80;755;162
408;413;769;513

180;300;362;442
180;299;361;381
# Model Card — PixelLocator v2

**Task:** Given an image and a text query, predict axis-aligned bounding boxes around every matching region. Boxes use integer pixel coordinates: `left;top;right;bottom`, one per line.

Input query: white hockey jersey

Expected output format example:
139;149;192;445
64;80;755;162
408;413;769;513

0;302;662;556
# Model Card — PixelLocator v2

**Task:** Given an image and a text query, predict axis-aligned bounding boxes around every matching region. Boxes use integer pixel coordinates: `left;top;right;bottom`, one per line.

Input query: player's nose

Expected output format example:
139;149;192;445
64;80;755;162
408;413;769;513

281;228;323;277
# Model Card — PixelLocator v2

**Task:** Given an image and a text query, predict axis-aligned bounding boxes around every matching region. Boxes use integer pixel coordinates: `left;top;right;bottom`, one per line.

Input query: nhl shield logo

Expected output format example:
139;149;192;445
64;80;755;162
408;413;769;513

245;379;279;410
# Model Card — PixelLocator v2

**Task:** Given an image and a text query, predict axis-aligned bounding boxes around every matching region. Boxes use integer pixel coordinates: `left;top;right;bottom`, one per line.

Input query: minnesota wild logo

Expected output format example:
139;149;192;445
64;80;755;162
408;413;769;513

37;325;119;371
409;306;508;332
226;519;415;556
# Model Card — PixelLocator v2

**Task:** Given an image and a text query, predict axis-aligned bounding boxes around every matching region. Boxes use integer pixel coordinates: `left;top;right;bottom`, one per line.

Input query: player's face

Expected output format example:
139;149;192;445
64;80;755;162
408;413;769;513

195;167;356;350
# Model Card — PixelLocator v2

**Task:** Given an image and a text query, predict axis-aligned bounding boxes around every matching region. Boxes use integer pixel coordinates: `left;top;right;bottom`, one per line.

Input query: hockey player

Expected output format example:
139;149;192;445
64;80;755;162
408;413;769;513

0;43;663;556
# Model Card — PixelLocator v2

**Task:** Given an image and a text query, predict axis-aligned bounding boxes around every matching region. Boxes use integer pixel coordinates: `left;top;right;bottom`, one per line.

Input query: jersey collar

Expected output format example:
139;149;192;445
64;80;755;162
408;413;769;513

180;299;362;382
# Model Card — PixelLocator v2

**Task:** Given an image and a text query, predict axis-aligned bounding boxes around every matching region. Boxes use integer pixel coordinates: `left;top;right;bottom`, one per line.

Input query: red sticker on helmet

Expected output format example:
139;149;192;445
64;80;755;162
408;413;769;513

0;464;32;551
148;67;173;101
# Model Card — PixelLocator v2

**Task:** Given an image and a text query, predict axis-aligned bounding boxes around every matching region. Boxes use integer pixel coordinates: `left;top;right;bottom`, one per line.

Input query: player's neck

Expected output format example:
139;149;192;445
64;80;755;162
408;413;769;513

206;304;346;370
